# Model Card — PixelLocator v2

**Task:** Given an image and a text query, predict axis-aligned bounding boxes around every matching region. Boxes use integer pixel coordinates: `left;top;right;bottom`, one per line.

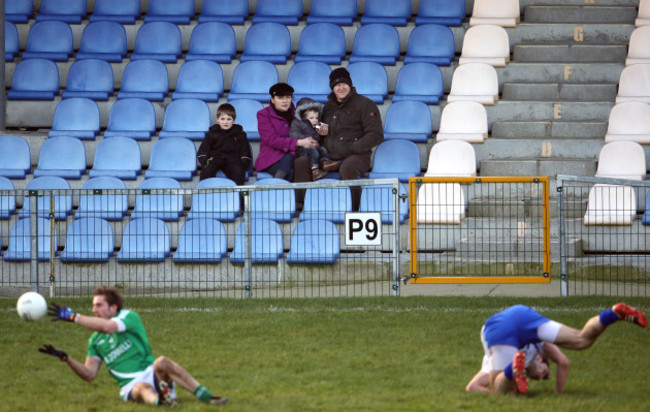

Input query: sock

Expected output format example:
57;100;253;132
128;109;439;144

194;385;213;403
503;363;514;380
599;309;620;326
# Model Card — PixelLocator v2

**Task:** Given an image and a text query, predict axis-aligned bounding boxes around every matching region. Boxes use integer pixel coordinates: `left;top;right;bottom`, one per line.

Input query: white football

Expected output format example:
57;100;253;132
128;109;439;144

16;292;47;321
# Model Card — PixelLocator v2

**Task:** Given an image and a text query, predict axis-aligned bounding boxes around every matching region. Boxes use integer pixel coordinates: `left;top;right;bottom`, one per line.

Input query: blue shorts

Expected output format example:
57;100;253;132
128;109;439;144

483;305;551;348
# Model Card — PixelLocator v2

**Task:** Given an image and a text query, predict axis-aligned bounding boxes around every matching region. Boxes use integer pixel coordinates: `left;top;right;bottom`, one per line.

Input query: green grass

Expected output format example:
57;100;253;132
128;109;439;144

1;296;648;411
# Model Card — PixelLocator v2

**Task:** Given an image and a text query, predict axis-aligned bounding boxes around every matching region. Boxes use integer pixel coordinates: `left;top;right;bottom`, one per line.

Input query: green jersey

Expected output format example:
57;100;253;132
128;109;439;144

87;309;155;387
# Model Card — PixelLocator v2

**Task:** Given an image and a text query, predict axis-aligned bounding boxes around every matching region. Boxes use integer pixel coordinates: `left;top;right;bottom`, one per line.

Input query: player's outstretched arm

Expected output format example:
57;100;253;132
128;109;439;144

38;344;101;382
47;302;118;333
542;343;569;393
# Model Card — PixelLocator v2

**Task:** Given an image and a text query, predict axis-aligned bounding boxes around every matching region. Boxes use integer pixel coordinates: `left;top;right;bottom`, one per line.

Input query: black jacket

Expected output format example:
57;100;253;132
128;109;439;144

197;124;252;169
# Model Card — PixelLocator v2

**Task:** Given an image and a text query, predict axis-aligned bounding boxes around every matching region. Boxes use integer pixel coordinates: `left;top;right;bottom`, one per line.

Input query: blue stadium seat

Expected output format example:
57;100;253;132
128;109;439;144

185;22;236;63
250;178;296;223
307;0;357;25
76;21;127;62
132;177;184;221
90;0;141;24
252;0;302;25
144;0;194;24
49;98;101;140
361;0;412;26
131;22;182;63
188;177;240;221
172;60;224;101
230;218;284;264
360;183;409;224
392;62;444;104
36;0;86;23
90;137;142;180
295;23;346;64
60;218;114;262
229;99;264;140
61;59;114;101
199;0;249;24
173;218;228;263
0;177;16;219
286;219;340;264
159;99;211;140
76;177;129;220
6;0;33;23
104;98;156;140
22;21;73;61
346;62;388;104
19;176;73;220
288;61;332;103
145;138;196;180
368;140;421;182
0;135;31;178
416;0;466;26
300;186;352;223
34;136;86;179
383;100;433;142
240;23;291;64
8;59;59;100
404;24;455;66
350;23;400;66
643;192;650;225
227;61;279;102
117;218;170;262
117;59;169;101
4;218;58;261
5;22;19;62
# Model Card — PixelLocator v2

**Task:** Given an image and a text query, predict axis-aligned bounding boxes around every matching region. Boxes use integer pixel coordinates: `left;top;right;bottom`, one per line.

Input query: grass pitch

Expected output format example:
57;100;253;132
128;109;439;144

1;296;648;411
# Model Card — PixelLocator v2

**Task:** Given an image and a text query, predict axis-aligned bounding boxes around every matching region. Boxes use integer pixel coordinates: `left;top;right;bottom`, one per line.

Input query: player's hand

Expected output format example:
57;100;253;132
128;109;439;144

38;344;68;361
47;302;77;322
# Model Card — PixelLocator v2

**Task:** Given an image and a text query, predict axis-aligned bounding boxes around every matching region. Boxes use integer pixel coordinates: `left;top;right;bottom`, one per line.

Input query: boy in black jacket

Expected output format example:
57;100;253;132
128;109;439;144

197;103;252;185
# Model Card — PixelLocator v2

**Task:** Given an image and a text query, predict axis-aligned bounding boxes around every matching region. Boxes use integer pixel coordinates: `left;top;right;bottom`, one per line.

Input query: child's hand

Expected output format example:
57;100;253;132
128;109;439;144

317;123;328;136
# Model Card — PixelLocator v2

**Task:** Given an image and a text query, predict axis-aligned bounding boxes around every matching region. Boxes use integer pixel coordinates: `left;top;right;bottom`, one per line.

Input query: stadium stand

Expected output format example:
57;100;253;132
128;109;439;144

4;218;58;261
22;21;73;61
185;22;237;63
360;0;412;26
117;218;171;262
583;184;636;225
19;176;73;220
33;136;86;179
642;192;650;225
594;141;646;180
59;218;115;262
294;23;346;64
131;177;185;221
104;98;157;140
459;24;511;67
286;219;340;264
626;26;650;65
368;140;422;182
173;219;228;263
359;183;409;224
172;60;224;101
250;178;296;223
117;59;169;101
5;0;33;23
240;22;291;64
144;0;195;24
187;177;241;221
287;61;332;103
470;0;520;27
349;23;400;65
48;98;100;140
5;22;19;62
76;21;128;62
61;59;114;101
7;58;60;100
145;138;197;180
604;101;650;143
131;21;182;63
392;62;444;104
227;60;279;102
416;183;466;224
76;177;129;221
404;24;455;66
0;177;16;219
346;62;389;104
616;63;650;103
229;99;264;141
0;135;31;179
446;62;499;105
159;98;212;140
415;0;465;26
36;0;87;24
89;0;141;24
383;100;432;142
425;140;478;177
198;0;249;24
436;101;489;143
300;184;352;223
252;0;303;25
89;137;142;180
306;0;357;26
230;218;284;264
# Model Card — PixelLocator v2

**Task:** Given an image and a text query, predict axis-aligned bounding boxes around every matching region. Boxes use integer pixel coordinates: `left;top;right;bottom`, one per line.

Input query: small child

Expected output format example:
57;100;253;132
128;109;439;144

289;97;340;181
197;103;252;185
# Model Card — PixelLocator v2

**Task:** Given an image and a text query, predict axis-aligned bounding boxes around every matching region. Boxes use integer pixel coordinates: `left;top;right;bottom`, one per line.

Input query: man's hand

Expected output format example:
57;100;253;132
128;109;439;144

38;344;68;361
47;302;77;322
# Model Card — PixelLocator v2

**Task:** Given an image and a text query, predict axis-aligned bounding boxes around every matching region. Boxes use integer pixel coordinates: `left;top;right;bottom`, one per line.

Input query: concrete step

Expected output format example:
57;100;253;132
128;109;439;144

484;101;614;123
479;158;598;180
494;63;624;85
491;120;607;139
475;137;603;161
509;23;634;46
501;83;617;101
513;44;627;63
523;5;638;24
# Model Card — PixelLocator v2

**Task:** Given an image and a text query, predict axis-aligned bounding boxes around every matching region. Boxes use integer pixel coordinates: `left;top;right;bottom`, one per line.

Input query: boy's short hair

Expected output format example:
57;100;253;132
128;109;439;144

217;103;236;120
301;108;319;120
93;286;124;311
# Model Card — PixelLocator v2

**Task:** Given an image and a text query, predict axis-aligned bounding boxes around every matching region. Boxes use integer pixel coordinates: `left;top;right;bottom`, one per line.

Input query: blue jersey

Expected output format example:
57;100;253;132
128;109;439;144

483;305;551;348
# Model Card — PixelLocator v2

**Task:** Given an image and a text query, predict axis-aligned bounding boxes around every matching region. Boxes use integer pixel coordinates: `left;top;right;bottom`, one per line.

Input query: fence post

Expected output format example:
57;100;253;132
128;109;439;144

391;182;400;296
557;176;569;297
29;191;38;293
242;190;252;298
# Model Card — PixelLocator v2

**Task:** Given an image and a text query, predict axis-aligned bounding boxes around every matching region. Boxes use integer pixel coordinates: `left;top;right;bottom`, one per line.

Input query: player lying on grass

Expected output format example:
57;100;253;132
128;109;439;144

38;286;227;407
480;303;646;394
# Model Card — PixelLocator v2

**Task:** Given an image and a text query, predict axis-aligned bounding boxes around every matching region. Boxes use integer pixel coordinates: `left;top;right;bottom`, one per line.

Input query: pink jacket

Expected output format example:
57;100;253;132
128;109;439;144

254;103;297;172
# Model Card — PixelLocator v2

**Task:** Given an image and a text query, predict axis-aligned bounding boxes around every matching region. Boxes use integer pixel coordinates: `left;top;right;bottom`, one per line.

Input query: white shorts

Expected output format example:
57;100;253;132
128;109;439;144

118;365;177;402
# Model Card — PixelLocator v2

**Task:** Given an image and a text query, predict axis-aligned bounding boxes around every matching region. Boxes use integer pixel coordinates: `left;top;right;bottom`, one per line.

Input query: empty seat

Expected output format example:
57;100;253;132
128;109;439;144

199;0;249;24
229;99;264;140
227;61;279;102
392;62;444;104
145;138;197;180
132;177;184;221
34;136;86;179
76;177;129;220
425;140;477;177
173;219;228;263
5;21;19;62
416;0;465;26
159;99;212;140
295;23;346;64
117;59;169;101
0;135;31;178
36;0;86;23
627;26;650;65
22;21;73;61
250;178;296;223
144;0;194;24
8;59;60;100
19;176;73;220
252;0;302;25
117;218;170;262
307;0;357;25
584;184;636;225
62;59;114;101
286;219;340;264
404;24;455;66
230;218;284;264
416;183;466;224
360;183;409;224
470;0;520;28
185;22;236;63
240;22;291;64
361;0;411;26
104;98;156;140
131;22;182;63
637;0;650;27
616;64;650;103
76;21;127;62
287;61;332;103
60;218;114;262
383;101;432;142
90;137;142;180
49;98;101;140
4;218;58;261
436;101;488;143
90;0;141;24
187;177;240;221
459;25;510;67
642;191;650;225
604;101;650;143
595;141;646;180
350;24;400;66
0;177;16;219
6;0;33;23
447;63;499;105
171;60;224;102
368;140;421;182
300;186;352;223
346;62;389;104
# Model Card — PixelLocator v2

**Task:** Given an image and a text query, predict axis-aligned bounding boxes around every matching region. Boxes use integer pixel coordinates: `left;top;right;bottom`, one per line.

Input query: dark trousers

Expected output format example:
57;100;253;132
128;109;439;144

296;146;330;169
262;153;296;181
199;157;247;186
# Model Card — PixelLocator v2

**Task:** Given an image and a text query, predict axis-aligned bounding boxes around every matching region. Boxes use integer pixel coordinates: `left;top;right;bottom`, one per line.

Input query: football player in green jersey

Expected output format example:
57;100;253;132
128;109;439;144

39;286;227;407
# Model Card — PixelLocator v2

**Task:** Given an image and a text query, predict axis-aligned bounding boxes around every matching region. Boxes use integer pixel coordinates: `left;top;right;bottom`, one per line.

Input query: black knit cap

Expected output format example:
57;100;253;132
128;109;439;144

269;82;294;97
329;67;353;89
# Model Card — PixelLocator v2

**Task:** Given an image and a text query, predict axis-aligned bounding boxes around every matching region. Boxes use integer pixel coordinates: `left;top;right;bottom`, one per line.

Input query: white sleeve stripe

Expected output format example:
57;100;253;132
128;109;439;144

113;318;126;332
